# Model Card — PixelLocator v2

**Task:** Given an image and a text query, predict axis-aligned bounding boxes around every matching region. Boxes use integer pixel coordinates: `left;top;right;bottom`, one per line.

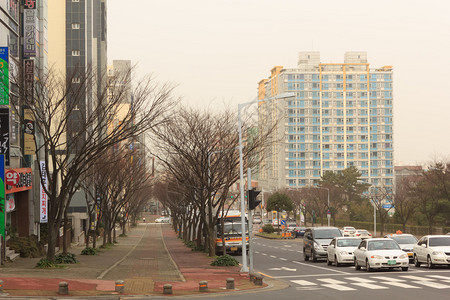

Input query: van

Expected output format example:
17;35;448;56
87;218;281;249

303;227;342;261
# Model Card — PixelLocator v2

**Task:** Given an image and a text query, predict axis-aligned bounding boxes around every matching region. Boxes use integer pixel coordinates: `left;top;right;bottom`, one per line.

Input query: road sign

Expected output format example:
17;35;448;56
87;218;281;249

280;219;286;225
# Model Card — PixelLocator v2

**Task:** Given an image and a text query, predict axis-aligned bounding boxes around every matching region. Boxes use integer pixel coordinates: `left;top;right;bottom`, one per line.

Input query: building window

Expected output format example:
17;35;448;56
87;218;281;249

72;0;80;2
72;23;80;29
72;50;80;56
72;77;80;83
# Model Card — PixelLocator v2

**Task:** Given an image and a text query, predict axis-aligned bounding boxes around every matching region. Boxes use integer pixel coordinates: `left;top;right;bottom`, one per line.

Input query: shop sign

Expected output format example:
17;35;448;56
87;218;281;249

5;168;32;194
39;161;48;223
0;47;9;105
6;194;15;212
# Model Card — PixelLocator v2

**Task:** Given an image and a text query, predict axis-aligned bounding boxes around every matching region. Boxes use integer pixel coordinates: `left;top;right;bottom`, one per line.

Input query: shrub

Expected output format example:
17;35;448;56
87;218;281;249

211;254;239;266
35;258;56;268
81;247;98;255
262;224;275;233
55;252;78;264
7;235;45;258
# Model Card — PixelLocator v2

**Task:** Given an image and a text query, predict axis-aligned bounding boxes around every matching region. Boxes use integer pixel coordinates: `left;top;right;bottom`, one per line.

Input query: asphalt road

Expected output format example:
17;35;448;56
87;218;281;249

122;236;450;300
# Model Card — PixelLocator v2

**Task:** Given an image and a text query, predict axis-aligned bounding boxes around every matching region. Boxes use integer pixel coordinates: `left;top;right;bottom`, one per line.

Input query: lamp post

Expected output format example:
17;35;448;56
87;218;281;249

238;93;294;272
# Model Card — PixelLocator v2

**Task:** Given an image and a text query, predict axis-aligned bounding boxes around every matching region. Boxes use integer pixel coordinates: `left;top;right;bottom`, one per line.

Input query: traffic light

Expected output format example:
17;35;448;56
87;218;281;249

248;188;261;210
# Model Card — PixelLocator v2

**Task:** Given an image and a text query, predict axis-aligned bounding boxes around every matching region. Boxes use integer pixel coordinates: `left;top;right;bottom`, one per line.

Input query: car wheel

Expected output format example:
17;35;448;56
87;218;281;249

401;267;408;271
355;259;361;270
366;259;373;272
326;256;332;266
427;255;435;269
335;255;341;267
303;249;309;261
414;255;421;267
312;250;317;262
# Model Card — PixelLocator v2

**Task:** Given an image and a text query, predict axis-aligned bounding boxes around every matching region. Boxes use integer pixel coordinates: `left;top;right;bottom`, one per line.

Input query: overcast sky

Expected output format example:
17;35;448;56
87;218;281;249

108;0;450;166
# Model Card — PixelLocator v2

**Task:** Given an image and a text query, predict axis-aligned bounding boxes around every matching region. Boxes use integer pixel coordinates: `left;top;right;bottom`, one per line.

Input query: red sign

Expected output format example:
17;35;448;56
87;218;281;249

5;169;19;186
5;168;32;194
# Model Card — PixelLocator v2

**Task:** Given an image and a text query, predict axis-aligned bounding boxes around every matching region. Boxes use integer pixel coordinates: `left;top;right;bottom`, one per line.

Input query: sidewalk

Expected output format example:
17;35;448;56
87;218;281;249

0;218;269;298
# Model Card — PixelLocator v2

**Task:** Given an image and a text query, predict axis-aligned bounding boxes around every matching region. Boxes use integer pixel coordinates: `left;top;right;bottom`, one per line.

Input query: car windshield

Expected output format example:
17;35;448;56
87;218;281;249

344;227;356;231
392;235;417;244
367;240;400;251
429;237;450;247
314;229;341;239
357;230;368;234
337;239;361;247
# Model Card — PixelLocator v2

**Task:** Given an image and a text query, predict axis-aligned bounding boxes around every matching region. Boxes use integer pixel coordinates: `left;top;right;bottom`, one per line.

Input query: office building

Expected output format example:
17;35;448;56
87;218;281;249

257;52;394;190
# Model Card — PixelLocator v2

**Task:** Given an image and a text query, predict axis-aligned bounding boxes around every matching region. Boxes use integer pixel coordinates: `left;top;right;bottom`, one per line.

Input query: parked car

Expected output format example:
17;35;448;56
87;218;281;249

327;237;362;266
341;226;356;237
385;233;418;262
286;219;297;228
303;227;342;261
293;226;306;237
155;216;170;223
354;238;409;272
253;216;262;224
413;235;450;268
355;229;372;239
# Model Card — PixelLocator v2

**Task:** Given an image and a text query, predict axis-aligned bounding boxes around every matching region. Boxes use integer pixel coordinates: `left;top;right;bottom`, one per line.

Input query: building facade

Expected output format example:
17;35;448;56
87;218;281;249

48;0;108;244
258;52;394;190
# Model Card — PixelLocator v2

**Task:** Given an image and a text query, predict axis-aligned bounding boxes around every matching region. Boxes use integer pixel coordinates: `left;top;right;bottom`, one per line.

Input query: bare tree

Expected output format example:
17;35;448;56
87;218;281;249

393;176;419;232
14;65;176;261
151;106;277;256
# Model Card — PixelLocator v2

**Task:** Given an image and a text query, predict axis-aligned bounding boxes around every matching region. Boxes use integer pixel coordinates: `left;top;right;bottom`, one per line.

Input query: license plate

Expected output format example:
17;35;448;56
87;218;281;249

230;247;238;251
388;260;396;265
408;253;413;256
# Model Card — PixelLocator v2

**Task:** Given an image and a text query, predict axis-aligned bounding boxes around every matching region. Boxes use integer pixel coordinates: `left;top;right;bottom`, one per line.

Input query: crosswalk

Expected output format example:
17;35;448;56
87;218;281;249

291;274;450;291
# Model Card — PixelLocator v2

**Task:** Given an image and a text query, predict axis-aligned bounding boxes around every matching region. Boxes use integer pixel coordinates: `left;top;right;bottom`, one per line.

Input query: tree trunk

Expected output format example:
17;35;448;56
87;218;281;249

63;208;68;254
46;219;57;261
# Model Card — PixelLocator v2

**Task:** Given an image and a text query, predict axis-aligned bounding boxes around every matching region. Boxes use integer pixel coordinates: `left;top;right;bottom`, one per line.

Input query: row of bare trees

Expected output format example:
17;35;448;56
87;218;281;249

13;65;175;261
150;105;277;256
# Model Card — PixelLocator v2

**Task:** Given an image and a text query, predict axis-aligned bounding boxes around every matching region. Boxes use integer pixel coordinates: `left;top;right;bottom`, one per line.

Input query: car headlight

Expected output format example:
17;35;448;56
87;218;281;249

339;251;349;255
399;254;408;259
432;251;445;256
314;243;323;251
370;255;384;259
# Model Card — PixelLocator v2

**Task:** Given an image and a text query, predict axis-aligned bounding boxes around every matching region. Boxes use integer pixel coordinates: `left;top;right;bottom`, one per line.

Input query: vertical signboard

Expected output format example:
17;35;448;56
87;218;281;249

0;155;5;239
0;109;9;166
24;59;34;102
24;108;35;155
39;161;47;223
23;1;37;57
0;47;9;105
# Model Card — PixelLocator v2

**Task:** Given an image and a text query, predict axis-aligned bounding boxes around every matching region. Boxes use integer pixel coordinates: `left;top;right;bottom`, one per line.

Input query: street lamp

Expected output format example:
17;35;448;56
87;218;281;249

238;93;294;272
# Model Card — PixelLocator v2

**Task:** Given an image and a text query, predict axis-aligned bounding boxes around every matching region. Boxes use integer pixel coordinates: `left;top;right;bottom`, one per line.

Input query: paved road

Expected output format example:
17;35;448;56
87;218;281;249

233;237;450;300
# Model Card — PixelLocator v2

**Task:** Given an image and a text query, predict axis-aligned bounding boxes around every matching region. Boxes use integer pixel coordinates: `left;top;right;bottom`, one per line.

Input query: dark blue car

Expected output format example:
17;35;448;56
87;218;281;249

293;227;306;237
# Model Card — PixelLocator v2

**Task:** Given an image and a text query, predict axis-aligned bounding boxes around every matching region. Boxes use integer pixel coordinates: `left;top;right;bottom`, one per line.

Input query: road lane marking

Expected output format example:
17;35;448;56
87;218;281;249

317;278;346;284
291;280;317;286
401;275;434;281
292;260;350;274
280;258;287;261
426;275;450;283
345;277;375;283
261;253;267;256
382;281;420;289
270;255;277;258
415;281;450;289
352;282;388;290
321;284;355;291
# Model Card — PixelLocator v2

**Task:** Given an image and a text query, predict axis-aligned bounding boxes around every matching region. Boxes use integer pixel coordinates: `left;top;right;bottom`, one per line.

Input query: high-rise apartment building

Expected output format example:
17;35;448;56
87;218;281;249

258;52;393;190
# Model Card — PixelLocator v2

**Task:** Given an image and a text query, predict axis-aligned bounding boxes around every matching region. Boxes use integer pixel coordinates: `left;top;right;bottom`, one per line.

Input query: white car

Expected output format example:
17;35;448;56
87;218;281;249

413;235;450;268
354;238;409;272
355;229;372;239
155;216;170;223
385;233;418;262
342;226;356;237
327;237;362;266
